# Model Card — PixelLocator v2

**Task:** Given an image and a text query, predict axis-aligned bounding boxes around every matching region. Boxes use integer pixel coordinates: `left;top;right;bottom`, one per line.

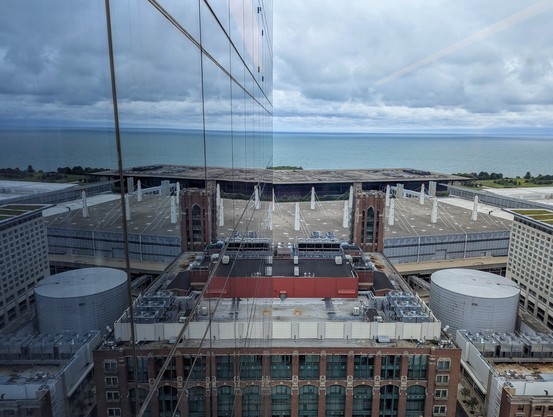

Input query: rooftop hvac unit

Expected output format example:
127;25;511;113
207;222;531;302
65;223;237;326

352;307;360;316
222;255;230;264
294;266;300;276
335;256;343;265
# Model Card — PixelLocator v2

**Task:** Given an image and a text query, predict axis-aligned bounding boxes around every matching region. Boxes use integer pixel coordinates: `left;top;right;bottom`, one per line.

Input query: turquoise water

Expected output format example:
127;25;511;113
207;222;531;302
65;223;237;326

1;128;552;177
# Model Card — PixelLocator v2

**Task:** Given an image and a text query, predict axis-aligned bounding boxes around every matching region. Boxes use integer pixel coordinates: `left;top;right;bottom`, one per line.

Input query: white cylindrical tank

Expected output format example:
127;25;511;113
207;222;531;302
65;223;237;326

429;269;519;333
34;267;128;334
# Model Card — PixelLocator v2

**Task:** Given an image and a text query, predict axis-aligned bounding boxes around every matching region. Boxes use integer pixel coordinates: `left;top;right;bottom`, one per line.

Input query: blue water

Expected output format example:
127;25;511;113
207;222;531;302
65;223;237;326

1;128;552;178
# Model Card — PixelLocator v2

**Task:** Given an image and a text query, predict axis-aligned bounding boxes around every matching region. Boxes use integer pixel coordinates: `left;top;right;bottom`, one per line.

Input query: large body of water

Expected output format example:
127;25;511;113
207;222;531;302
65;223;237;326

1;128;552;178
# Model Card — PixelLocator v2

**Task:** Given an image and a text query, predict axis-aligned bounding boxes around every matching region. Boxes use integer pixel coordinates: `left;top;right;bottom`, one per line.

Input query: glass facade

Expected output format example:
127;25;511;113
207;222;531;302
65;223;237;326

326;355;348;379
272;385;291;417
352;386;372;417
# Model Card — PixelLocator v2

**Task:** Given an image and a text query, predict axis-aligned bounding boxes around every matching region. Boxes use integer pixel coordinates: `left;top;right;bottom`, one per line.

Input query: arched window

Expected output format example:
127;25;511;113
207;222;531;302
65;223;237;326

188;387;205;417
129;387;151;417
360;210;366;244
326;385;345;417
406;385;426;417
158;385;178;417
299;385;318;417
217;386;234;417
242;385;261;417
192;204;202;243
352;386;372;417
379;385;399;417
271;385;291;417
366;206;375;245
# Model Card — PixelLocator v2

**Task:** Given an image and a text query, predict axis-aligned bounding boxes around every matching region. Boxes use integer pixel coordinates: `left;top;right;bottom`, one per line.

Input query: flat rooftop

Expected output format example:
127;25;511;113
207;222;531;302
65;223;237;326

509;208;553;226
385;195;511;238
0;180;75;203
99;165;465;184
0;203;50;223
43;192;180;237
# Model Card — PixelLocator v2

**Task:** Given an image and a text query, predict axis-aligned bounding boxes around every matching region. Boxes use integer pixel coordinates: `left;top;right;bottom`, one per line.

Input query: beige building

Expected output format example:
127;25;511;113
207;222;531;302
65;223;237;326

505;209;553;329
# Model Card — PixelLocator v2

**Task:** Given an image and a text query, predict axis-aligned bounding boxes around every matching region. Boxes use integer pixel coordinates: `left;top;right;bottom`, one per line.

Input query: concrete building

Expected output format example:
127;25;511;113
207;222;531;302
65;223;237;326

504;209;553;329
456;330;553;417
95;244;461;417
0;203;50;330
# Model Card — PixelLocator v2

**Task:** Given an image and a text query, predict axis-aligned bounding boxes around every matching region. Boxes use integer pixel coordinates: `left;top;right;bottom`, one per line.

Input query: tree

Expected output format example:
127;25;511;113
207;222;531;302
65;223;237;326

26;165;35;174
460;386;471;399
466;396;479;413
524;171;532;180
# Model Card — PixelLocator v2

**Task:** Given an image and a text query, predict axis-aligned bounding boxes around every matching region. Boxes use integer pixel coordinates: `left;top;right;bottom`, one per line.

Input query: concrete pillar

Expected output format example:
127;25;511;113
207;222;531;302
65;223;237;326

419;183;425;205
310;187;316;210
81;191;88;218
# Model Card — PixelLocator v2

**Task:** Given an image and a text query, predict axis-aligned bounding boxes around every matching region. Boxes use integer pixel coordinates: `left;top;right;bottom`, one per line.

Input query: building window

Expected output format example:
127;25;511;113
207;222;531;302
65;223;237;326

271;355;292;379
408;355;427;379
437;359;451;371
433;405;447;415
239;355;263;380
217;386;234;417
188;387;205;417
326;355;347;379
184;356;206;380
127;356;148;383
271;385;291;417
435;389;448;399
105;376;118;387
352;386;372;417
216;356;234;380
129;387;151;417
380;355;401;379
242;385;261;417
299;355;319;380
155;356;177;380
406;385;426;417
379;385;400;416
106;391;120;402
436;374;449;384
103;360;117;373
299;385;318;417
158;386;178;417
326;385;345;417
107;409;121;417
354;355;374;379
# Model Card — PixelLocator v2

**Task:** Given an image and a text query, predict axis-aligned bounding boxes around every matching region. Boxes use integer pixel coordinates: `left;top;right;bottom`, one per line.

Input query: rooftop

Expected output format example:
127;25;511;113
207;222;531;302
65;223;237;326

508;208;553;226
98;165;465;185
0;203;50;223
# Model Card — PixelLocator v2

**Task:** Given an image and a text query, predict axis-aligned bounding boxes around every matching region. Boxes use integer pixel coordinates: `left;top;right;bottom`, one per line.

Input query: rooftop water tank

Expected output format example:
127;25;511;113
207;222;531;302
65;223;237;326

429;269;519;333
34;267;128;334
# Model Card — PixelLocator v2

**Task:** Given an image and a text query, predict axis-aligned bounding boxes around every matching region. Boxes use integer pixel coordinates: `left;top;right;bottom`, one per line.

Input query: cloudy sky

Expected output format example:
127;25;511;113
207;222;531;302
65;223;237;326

273;0;553;132
1;0;552;133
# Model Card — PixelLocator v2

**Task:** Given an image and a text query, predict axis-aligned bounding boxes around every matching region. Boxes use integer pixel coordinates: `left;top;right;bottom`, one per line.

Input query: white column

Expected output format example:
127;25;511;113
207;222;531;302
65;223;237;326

431;198;438;224
419;184;425;205
82;191;88;218
471;195;478;221
348;186;354;209
294;202;300;231
385;185;390;207
310;187;316;210
137;180;142;202
388;199;395;226
125;194;131;221
429;181;437;197
271;188;275;212
342;201;349;228
268;206;273;231
254;185;260;210
216;183;221;209
170;196;177;224
176;182;180;205
218;199;224;226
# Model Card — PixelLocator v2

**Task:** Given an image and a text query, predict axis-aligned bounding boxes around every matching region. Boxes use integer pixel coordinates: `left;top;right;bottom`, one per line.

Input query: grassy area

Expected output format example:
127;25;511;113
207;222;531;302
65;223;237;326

0;172;93;183
460;179;553;189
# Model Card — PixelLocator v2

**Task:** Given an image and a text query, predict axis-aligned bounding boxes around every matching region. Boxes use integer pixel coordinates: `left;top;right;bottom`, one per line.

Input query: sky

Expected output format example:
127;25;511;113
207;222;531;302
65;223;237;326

0;0;552;133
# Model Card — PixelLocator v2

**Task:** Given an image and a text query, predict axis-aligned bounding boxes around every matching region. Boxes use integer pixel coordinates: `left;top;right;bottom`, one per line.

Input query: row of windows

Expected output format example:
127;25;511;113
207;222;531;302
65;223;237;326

111;354;444;382
111;384;442;417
